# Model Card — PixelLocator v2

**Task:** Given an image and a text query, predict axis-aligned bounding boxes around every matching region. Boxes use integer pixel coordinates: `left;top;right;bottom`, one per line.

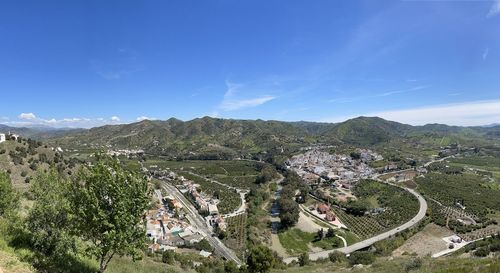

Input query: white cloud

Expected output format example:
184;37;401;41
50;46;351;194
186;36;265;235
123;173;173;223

136;116;155;121
5;115;125;129
18;113;37;120
487;0;500;18
216;81;277;112
323;100;500;126
111;116;121;122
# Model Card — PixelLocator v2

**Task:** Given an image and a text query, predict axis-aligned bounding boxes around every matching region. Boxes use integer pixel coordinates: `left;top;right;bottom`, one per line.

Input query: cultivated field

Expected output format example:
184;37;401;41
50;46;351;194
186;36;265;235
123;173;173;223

392;223;453;257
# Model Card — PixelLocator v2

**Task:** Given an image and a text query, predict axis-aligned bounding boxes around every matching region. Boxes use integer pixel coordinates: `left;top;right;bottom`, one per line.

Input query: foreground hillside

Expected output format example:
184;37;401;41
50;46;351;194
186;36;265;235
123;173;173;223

273;256;500;273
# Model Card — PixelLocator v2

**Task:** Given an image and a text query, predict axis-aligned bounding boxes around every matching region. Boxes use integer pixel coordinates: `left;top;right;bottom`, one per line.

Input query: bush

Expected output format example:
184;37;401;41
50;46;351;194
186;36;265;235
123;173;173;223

348;251;375;266
328;251;346;264
404;258;422;272
473;247;490;257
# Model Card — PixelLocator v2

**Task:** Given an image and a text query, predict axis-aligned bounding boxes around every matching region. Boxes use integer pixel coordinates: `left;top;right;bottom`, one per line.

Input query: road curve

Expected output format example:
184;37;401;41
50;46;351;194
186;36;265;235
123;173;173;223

283;183;428;264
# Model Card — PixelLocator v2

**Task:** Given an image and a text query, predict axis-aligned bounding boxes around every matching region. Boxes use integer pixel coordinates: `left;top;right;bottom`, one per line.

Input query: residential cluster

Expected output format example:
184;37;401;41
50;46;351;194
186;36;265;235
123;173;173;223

106;148;145;158
146;190;213;257
286;149;381;185
150;169;227;231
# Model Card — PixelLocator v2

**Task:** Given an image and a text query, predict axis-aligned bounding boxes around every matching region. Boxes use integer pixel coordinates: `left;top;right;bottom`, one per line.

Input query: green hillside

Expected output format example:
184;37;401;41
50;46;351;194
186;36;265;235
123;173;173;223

43;116;500;161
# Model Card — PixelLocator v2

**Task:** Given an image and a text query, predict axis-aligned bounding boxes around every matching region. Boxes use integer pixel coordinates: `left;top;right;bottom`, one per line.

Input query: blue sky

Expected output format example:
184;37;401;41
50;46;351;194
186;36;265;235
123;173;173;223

0;0;499;128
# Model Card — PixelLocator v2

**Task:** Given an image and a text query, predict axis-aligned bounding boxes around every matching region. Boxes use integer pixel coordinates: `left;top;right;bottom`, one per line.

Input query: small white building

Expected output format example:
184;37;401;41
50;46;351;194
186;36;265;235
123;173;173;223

208;204;219;216
0;133;5;143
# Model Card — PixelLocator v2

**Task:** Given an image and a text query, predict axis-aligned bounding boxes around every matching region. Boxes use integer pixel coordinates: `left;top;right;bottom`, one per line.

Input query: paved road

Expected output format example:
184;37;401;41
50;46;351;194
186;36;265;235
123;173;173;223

284;183;428;264
161;181;242;265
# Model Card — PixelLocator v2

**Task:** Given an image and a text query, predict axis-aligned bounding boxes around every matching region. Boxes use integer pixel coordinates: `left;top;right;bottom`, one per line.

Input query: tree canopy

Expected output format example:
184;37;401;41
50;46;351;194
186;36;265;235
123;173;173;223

0;172;18;217
68;154;151;273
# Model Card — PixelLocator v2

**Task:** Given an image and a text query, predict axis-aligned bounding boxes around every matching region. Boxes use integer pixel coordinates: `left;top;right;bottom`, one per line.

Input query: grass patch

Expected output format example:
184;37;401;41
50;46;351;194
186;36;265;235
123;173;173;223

107;256;183;273
278;229;316;255
278;228;341;255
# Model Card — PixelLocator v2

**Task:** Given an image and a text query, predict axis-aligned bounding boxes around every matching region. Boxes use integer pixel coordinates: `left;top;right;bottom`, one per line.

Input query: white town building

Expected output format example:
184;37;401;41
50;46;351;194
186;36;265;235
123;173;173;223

0;133;5;143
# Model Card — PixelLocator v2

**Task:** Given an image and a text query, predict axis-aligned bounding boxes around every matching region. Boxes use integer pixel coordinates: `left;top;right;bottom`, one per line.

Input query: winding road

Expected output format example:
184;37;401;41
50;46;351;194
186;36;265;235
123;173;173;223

283;176;428;263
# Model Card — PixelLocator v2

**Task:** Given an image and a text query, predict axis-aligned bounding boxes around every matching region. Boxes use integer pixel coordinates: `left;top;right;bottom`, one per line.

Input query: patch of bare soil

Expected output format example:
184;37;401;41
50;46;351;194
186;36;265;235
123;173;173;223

393;223;453;257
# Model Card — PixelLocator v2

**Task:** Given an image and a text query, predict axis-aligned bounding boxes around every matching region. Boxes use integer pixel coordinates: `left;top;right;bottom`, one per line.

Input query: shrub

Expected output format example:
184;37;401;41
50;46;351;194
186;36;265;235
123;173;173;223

328;251;346;264
474;247;490;257
298;252;310;266
162;250;175;265
348;251;375;266
404;258;422;272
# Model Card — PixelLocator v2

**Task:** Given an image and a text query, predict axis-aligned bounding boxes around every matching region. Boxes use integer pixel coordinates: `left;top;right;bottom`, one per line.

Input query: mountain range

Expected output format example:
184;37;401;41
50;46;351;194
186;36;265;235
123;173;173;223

3;116;491;159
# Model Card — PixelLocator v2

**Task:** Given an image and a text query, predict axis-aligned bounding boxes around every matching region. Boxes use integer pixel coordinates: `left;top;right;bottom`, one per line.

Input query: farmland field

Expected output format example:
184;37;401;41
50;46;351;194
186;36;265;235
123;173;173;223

145;159;267;189
224;213;248;254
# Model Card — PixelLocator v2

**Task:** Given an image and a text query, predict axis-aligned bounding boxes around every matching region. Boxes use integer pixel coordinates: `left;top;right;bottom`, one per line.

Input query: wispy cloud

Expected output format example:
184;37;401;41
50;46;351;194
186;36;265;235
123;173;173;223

111;116;121;122
487;0;500;18
90;48;143;80
220;96;275;111
482;47;489;60
323;100;500;126
215;81;277;113
329;85;430;103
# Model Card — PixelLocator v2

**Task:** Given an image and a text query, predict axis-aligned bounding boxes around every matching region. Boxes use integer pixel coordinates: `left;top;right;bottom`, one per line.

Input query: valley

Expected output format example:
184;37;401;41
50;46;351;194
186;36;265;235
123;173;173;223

1;116;499;273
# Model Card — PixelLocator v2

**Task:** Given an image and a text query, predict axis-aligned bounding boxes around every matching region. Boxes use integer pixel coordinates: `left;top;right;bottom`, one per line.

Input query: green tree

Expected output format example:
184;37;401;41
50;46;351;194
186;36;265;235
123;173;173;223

317;229;324;240
278;196;300;228
68;154;151;273
256;165;277;184
224;261;239;273
298;252;310;267
0;172;18;217
162;250;175;265
27;169;75;260
326;228;335;238
247;245;276;273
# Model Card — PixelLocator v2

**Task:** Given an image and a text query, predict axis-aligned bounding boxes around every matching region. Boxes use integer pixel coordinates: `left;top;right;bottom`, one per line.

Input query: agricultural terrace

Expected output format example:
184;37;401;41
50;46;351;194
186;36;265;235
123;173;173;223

145;160;277;214
416;172;500;220
334;180;419;239
224;213;248;255
447;155;500;181
143;159;269;189
175;171;241;215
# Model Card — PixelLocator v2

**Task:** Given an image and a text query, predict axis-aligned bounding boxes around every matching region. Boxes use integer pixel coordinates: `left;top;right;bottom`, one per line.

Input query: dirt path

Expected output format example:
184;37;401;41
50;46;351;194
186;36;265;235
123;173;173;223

270;234;289;258
296;212;324;233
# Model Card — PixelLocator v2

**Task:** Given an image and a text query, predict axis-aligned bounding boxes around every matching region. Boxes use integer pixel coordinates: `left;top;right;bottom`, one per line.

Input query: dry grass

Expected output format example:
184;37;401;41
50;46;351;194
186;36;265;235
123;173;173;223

0;251;34;273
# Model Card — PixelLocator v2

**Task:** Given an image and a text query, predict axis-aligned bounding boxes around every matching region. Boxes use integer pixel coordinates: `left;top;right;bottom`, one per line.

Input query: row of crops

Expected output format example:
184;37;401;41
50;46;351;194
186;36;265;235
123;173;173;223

332;207;385;239
178;171;241;215
224;213;248;254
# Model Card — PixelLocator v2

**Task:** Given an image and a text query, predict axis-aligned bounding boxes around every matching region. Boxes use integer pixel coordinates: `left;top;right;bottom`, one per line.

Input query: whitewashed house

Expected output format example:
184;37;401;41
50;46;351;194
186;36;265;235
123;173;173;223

0;133;5;143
